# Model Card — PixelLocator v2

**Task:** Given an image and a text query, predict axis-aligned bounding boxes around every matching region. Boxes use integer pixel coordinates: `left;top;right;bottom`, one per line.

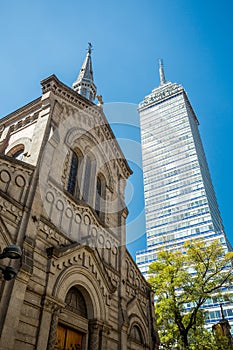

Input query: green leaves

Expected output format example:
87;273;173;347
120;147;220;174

147;239;233;349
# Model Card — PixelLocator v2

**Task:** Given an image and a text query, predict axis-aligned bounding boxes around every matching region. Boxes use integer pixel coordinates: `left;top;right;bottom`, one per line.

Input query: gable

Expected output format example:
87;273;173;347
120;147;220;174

41;75;132;179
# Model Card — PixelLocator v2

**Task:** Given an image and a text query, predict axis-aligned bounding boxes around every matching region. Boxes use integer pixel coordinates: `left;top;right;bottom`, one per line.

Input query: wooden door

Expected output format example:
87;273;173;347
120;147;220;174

55;324;83;350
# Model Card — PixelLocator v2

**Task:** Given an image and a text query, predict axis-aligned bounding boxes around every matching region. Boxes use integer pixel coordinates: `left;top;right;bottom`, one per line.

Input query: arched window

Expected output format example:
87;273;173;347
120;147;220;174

13;149;24;160
7;145;24;160
129;325;144;345
65;287;87;318
95;174;106;219
67;151;79;195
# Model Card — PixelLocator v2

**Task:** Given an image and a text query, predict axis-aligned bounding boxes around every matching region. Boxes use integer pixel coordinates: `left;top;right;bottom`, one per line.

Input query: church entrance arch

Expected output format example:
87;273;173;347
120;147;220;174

48;264;108;350
55;286;90;350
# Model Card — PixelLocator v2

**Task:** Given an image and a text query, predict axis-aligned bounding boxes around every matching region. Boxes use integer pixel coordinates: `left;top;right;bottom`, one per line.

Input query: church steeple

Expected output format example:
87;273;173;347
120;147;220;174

72;43;97;102
158;58;166;86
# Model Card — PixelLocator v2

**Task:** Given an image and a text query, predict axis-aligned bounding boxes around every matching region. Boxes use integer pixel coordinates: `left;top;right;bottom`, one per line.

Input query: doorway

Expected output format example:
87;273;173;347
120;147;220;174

55;324;83;350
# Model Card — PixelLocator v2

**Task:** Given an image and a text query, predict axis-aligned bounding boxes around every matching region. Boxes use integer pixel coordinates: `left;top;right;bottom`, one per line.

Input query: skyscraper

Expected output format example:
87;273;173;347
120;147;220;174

136;60;233;327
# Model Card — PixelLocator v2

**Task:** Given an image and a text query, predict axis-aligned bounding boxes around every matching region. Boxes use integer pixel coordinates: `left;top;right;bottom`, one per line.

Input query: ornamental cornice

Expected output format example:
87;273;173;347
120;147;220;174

0;154;35;173
41;74;98;116
0;98;42;126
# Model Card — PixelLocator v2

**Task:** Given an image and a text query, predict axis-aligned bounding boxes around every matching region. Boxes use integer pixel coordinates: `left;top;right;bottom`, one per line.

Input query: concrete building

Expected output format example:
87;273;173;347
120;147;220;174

0;46;159;350
136;60;233;329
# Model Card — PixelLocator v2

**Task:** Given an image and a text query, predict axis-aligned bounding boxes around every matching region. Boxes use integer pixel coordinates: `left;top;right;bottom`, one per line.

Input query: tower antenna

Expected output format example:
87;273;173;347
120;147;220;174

158;58;166;85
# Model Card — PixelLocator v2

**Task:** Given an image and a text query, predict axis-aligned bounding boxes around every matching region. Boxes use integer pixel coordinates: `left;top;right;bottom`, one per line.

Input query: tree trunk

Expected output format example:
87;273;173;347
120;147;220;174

180;330;189;349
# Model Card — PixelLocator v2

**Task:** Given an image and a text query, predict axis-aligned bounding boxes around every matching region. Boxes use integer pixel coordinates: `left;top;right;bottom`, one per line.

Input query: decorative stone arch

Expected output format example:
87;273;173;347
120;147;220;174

129;323;145;344
72;145;84;159
55;285;90;350
64;129;97;205
128;314;149;349
5;137;31;159
94;149;113;188
47;265;108;350
52;265;106;321
6;144;24;160
65;127;94;151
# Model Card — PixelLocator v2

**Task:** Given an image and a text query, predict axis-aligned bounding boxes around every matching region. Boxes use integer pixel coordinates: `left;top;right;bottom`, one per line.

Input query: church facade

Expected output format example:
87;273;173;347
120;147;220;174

0;47;159;350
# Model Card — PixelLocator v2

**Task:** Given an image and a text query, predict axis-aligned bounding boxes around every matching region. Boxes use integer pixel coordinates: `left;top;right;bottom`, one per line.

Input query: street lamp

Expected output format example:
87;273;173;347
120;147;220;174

0;245;22;281
0;245;22;260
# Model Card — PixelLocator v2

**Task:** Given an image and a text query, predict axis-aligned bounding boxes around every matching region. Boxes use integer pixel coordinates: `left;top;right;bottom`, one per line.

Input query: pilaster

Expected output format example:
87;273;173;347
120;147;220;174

0;269;31;350
45;301;63;350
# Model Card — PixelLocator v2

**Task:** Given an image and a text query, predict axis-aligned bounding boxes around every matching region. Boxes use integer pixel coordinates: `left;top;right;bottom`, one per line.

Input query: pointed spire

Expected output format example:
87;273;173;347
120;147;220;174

158;58;166;86
72;43;97;102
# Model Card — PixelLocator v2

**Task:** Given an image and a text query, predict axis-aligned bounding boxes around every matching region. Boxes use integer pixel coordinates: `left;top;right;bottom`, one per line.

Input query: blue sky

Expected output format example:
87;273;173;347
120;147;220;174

1;1;233;259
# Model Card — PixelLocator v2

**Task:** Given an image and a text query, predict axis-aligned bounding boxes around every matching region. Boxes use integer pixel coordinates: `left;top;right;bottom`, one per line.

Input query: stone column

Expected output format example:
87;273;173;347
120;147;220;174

46;302;62;350
88;320;103;350
36;299;62;350
100;324;112;350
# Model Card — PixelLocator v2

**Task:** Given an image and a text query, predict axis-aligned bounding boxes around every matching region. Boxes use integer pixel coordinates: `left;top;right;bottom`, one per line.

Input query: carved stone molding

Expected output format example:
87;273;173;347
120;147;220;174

42;298;63;315
42;180;120;250
125;255;149;295
50;246;118;300
0;197;23;225
39;220;72;247
0;155;34;204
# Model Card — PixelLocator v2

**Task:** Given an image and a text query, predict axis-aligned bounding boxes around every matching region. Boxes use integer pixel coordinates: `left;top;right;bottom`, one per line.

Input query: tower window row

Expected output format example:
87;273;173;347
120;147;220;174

67;149;107;222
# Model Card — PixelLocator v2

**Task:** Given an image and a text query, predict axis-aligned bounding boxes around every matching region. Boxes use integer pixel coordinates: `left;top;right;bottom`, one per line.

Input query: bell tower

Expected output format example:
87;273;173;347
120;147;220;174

72;43;97;102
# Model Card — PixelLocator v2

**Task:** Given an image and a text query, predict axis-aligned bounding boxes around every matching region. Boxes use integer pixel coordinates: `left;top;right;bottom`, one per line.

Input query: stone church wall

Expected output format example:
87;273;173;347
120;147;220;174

0;74;159;350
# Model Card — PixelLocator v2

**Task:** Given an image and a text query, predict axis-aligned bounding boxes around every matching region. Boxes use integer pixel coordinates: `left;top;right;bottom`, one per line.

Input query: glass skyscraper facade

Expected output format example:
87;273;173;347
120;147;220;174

136;61;232;328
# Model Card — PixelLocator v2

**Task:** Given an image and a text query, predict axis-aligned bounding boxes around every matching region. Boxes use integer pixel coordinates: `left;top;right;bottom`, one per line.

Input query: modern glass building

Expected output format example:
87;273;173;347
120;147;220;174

136;60;233;327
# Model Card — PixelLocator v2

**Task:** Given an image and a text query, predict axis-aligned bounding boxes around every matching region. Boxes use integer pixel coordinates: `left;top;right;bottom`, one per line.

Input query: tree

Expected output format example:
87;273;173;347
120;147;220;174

148;239;233;349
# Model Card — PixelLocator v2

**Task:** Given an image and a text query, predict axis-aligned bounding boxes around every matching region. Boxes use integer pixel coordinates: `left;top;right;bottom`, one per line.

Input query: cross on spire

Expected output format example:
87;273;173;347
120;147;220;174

87;42;93;54
72;43;97;102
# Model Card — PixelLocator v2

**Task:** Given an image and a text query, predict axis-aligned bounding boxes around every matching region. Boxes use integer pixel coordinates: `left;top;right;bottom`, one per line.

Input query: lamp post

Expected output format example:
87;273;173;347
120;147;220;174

0;245;22;281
